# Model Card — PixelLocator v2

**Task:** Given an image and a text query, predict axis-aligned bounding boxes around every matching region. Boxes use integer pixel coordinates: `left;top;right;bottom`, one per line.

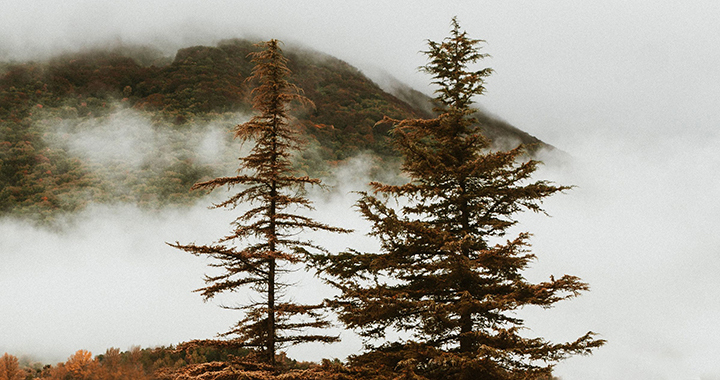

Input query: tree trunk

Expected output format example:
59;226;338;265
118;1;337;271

459;312;473;352
458;179;473;353
267;256;276;366
267;123;279;366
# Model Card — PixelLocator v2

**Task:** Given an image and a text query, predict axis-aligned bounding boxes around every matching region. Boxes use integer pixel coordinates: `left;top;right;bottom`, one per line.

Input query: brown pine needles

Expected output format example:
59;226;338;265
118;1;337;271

312;18;604;380
169;39;350;368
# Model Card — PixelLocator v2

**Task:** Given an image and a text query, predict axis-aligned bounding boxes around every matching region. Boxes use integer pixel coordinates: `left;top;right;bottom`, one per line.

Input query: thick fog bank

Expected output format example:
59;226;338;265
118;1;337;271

1;129;720;379
519;132;720;379
0;159;376;364
0;204;233;363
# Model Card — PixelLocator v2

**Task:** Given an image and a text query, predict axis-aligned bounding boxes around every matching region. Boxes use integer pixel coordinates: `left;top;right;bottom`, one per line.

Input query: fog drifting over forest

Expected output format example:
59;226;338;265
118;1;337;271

2;1;720;379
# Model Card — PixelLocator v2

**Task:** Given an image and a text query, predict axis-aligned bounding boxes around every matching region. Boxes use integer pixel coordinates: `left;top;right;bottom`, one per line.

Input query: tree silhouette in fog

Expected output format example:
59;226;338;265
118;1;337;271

170;39;349;367
313;17;604;379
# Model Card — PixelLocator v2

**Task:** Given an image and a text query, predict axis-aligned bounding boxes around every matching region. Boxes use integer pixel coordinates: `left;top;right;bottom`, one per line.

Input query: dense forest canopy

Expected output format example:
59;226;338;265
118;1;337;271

0;39;549;224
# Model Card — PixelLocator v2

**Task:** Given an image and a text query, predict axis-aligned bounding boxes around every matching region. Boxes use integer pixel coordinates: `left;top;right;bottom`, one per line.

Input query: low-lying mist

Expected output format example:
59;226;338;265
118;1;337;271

2;119;720;379
0;152;378;365
47;107;250;178
517;133;720;379
0;204;242;362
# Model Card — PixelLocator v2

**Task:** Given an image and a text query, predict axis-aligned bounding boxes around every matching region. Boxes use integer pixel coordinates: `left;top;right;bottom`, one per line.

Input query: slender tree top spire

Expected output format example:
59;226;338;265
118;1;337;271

242;39;313;136
421;16;493;115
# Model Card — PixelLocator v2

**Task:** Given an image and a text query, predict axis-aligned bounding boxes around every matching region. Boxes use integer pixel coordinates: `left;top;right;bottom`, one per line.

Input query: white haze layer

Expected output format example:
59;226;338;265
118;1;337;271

0;159;379;365
53;109;249;171
2;1;720;379
2;132;719;379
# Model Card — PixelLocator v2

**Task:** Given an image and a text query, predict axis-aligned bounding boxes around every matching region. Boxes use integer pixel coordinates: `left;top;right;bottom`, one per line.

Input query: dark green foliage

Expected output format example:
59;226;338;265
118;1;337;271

0;38;552;225
313;18;603;379
134;42;255;117
98;344;252;373
0;40;424;222
0;118;94;222
46;52;151;100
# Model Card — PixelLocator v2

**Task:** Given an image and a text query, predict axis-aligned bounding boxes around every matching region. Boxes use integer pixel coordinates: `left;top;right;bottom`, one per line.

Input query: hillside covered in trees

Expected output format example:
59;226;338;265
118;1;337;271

0;38;548;224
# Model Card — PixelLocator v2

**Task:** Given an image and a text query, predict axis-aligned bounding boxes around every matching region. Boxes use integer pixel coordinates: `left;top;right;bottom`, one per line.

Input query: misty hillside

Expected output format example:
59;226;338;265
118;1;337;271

0;39;549;223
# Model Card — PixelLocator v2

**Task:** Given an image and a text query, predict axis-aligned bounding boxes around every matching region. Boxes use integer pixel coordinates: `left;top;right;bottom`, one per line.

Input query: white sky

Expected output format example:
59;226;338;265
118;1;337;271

1;1;720;379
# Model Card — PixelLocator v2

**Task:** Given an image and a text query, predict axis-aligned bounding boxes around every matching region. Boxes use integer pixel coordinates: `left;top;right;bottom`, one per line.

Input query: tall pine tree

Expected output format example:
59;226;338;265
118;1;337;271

170;39;349;367
313;18;604;379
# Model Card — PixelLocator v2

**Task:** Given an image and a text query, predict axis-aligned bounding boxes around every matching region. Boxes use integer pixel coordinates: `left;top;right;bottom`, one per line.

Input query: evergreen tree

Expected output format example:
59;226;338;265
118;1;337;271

313;18;604;379
170;39;349;367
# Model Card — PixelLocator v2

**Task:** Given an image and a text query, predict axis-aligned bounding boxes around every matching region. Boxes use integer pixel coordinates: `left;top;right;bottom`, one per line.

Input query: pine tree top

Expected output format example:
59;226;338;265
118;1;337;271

421;16;494;117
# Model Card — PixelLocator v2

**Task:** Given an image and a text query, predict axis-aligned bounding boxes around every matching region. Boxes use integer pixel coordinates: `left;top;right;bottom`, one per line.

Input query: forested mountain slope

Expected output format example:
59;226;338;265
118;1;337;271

0;39;550;223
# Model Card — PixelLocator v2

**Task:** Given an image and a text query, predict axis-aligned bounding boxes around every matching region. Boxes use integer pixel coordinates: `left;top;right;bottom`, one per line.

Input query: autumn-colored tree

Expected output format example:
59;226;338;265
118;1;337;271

170;39;349;367
94;347;152;380
0;353;24;380
313;18;604;379
45;349;99;380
